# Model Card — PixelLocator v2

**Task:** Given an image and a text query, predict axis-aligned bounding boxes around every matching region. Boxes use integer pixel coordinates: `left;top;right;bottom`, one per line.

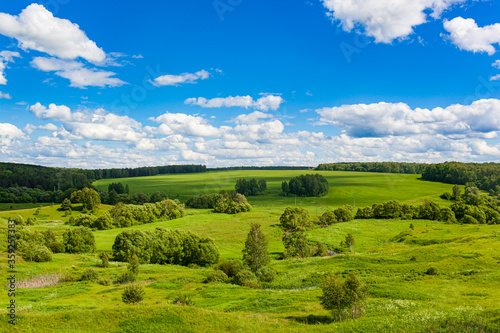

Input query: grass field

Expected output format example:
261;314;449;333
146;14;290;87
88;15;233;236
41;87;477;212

94;170;457;209
1;170;499;332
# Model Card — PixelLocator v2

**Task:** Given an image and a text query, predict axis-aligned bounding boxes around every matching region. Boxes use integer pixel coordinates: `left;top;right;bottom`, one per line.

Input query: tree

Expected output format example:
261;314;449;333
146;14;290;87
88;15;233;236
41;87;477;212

320;271;367;321
60;198;72;211
334;205;355;222
320;273;350;321
258;179;267;194
122;285;145;304
279;207;310;232
128;254;140;275
242;223;270;273
100;252;109;268
345;233;355;253
281;181;289;196
71;187;101;211
63;227;96;253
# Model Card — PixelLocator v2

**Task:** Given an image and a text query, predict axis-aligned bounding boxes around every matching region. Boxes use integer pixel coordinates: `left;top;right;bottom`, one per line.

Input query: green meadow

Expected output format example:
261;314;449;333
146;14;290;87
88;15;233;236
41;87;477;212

1;170;499;332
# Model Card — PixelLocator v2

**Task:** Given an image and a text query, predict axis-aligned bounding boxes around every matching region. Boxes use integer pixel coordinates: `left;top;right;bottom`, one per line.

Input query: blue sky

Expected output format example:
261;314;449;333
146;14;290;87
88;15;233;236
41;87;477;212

0;0;500;168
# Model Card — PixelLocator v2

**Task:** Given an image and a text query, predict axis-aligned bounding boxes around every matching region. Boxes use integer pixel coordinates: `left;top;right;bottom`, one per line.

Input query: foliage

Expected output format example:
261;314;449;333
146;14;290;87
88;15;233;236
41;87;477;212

100;252;109;268
71;187;101;211
316;161;426;174
319;210;337;226
285;174;329;197
122;285;145;304
212;191;252;214
172;294;194;306
215;259;245;280
205;270;229;283
234;178;267;196
59;198;72;211
344;233;355;252
115;272;136;284
234;269;261;288
80;269;98;281
242;223;270;273
112;228;219;267
108;199;185;228
255;266;276;283
63;227;96;253
19;241;53;262
127;254;140;275
279;207;311;232
48;241;65;253
320;271;367;321
334;205;355;222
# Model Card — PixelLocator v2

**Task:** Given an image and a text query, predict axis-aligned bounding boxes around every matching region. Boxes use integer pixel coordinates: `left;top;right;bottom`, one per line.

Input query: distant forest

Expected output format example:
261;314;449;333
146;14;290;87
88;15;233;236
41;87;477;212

315;162;427;174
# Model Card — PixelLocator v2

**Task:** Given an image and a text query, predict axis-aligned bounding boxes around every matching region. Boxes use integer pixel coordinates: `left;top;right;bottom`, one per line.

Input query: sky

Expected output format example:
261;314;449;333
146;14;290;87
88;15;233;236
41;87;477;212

0;0;500;168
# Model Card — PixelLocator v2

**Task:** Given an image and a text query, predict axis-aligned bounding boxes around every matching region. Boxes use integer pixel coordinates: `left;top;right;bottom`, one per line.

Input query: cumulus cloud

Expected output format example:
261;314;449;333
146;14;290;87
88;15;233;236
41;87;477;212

185;94;284;111
316;99;500;138
23;123;58;134
491;74;500;81
150;70;210;87
321;0;465;43
232;111;274;125
0;4;105;63
30;102;145;142
31;57;126;88
443;17;500;55
0;50;21;85
149;112;222;138
0;123;24;145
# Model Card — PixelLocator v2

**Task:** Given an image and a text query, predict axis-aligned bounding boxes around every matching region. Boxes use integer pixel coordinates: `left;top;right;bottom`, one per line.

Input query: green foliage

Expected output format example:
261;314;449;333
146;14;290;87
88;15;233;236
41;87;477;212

461;214;479;224
334;205;355;222
235;178;266;196
320;271;367;321
286;173;329;197
99;252;109;268
172;294;194;306
205;270;229;283
19;241;53;262
127;254;140;275
439;207;458;223
213;191;252;214
112;228;219;267
319;210;337;226
242;223;270;273
255;266;276;283
355;206;373;219
71;187;101;211
425;267;438;275
73;214;96;228
109;199;185;228
48;241;65;253
60;198;72;211
115;271;136;284
440;192;452;200
234;269;261;288
345;233;355;252
122;285;145;304
283;230;311;258
80;269;98;281
94;212;113;230
97;278;111;286
279;206;310;231
63;227;96;253
453;184;461;199
215;259;245;279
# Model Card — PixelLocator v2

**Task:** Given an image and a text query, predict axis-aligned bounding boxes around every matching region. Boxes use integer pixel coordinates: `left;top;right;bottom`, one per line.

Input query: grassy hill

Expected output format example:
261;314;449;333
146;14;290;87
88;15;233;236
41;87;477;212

1;170;499;332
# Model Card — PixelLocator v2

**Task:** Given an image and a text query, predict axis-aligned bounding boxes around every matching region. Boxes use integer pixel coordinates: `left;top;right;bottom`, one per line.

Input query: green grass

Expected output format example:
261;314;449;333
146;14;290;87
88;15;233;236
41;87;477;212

0;203;53;212
1;170;498;332
94;170;458;209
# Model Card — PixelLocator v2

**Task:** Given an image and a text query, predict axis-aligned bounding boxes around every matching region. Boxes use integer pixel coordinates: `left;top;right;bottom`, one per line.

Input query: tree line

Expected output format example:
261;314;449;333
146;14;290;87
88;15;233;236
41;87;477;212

281;174;329;197
316;162;427;174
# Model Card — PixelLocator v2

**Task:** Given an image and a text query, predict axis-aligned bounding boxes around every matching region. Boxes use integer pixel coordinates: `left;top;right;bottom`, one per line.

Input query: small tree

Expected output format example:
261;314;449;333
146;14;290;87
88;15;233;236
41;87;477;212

63;227;96;253
345;233;355;253
242;223;270;273
60;198;72;211
452;185;461;200
128;254;140;276
320;273;350;321
258;179;267;194
344;271;368;319
122;285;144;304
100;252;109;268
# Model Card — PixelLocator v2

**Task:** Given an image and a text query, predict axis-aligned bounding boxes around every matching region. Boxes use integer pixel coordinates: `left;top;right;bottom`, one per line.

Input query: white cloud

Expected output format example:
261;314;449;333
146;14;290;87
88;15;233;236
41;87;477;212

30;102;72;121
491;74;500;81
493;60;500;69
150;70;210;87
443;17;500;55
0;91;12;99
31;57;126;88
0;4;105;63
232;111;273;125
149;112;222;138
316;99;500;138
0;51;21;85
23;123;58;134
0;123;24;145
321;0;465;43
185;94;284;111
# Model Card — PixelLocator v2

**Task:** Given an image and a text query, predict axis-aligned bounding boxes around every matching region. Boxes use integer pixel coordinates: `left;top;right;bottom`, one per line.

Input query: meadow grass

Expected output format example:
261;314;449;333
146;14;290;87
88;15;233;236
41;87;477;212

1;171;498;332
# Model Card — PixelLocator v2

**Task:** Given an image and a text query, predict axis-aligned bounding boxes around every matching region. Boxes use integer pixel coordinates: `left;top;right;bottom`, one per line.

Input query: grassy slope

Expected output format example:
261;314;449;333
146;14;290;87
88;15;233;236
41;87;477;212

1;171;498;332
94;170;457;209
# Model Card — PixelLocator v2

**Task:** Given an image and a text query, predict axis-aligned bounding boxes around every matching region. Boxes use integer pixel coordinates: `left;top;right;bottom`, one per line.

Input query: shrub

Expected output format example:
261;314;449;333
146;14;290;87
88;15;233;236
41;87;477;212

255;266;276;283
205;270;229;283
97;278;111;286
80;269;98;281
440;192;452;200
128;254;140;275
425;267;438;275
439;207;457;223
48;241;65;253
112;229;153;263
172;294;194;306
319;210;337;226
115;272;136;284
279;207;311;231
122;285;145;304
215;259;245;279
355;207;373;219
63;227;96;253
73;214;96;228
94;212;113;230
100;252;109;268
334;205;355;222
460;214;479;224
234;269;260;288
19;241;53;262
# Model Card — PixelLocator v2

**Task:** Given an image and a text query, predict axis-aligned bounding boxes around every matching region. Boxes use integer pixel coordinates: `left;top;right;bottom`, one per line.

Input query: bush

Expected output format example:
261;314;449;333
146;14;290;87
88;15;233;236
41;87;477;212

205;270;229;283
172;294;194;306
440;192;452;200
112;229;154;263
460;214;479;224
285;174;329;197
100;252;110;268
80;269;98;281
215;259;245;279
115;272;136;284
19;241;53;262
48;241;65;253
234;269;260;288
122;285;145;304
128;254;140;275
334;205;355;222
355;207;373;219
319;210;337;226
425;267;438;275
255;266;276;283
94;212;113;230
73;214;96;228
97;278;111;286
63;227;96;253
